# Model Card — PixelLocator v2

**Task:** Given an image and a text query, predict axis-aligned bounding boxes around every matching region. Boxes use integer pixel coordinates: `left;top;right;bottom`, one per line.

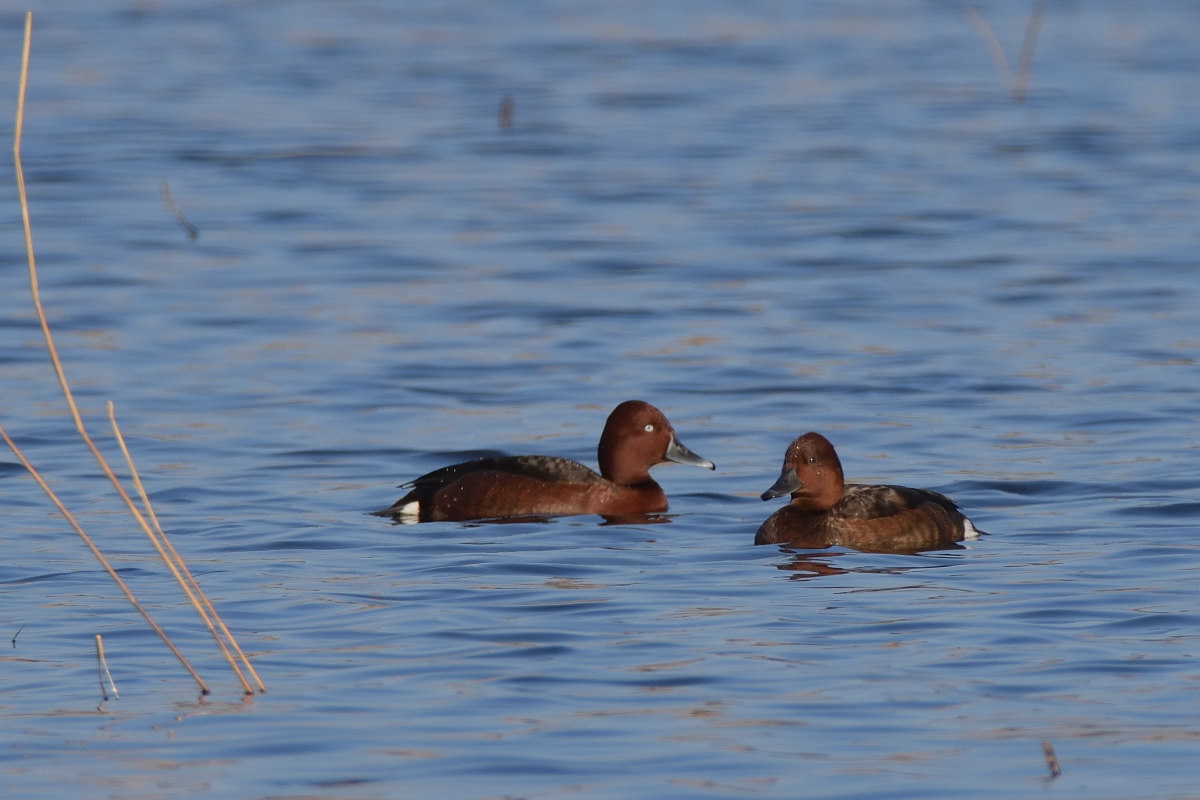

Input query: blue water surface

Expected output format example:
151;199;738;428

2;2;1198;798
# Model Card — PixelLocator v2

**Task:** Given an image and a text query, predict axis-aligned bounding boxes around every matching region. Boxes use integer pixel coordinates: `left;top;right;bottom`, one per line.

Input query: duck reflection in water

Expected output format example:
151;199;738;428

756;432;982;553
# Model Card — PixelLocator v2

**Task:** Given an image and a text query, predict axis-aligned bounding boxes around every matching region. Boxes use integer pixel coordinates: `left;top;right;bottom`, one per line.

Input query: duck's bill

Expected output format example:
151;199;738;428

760;466;801;500
665;436;715;470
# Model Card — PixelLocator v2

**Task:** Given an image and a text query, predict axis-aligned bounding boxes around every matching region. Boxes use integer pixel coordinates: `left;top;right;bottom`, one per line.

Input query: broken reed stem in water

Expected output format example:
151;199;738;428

966;2;1046;103
0;426;209;694
109;402;265;694
1041;740;1061;779
12;12;260;696
96;634;119;701
1012;1;1047;105
965;8;1012;93
161;177;199;240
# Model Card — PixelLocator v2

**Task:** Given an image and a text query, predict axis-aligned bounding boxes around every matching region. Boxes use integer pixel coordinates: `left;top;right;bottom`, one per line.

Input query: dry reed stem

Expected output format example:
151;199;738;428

109;402;265;694
95;634;119;701
13;11;253;697
1012;1;1047;104
966;8;1012;92
0;425;209;694
967;3;1046;103
1041;740;1061;778
11;12;208;692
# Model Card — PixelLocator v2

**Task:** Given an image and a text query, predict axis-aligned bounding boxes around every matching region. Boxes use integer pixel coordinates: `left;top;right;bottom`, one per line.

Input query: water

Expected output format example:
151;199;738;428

2;1;1198;798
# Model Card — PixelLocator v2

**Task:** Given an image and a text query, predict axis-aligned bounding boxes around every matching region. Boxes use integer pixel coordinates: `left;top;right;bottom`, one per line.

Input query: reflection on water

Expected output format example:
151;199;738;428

3;2;1199;799
772;550;853;578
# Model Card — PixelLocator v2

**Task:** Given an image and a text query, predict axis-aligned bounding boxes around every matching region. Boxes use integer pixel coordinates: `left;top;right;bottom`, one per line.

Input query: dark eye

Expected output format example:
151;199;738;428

807;456;817;464
644;424;655;433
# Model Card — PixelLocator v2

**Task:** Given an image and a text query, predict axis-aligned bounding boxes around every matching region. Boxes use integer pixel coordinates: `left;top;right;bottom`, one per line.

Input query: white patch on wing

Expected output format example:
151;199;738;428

396;501;421;524
961;516;982;540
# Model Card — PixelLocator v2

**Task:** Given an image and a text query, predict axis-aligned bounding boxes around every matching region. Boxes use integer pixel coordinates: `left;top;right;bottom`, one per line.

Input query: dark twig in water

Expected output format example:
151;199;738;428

1042;740;1061;779
95;634;119;701
161;177;199;240
966;2;1047;103
11;625;23;647
498;95;514;130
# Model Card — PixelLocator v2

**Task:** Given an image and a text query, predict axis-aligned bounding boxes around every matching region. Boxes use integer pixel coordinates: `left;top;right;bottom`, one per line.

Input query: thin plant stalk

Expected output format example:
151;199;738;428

96;634;119;701
967;3;1046;103
13;12;256;696
109;402;265;694
1012;1;1047;104
15;20;149;503
0;426;209;695
966;8;1012;92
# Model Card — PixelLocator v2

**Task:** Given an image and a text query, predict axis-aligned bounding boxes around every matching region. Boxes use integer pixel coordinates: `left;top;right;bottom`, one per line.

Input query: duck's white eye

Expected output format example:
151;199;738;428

644;423;655;433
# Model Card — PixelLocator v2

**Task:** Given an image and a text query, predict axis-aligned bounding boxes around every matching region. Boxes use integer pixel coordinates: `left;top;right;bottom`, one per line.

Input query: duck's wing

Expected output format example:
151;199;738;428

373;455;604;520
831;483;972;551
838;483;963;519
402;455;601;490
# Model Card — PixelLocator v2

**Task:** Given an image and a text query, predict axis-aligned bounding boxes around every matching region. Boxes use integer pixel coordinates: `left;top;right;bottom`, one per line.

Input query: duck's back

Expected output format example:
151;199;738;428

408;455;603;491
377;455;653;522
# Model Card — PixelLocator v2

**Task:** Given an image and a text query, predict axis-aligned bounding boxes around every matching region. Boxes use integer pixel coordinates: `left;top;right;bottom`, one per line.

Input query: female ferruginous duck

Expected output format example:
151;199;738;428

756;432;980;552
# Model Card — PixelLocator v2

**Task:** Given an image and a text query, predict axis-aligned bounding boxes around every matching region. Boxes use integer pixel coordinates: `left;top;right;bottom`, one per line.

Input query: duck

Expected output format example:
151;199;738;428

375;400;715;522
756;432;980;552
